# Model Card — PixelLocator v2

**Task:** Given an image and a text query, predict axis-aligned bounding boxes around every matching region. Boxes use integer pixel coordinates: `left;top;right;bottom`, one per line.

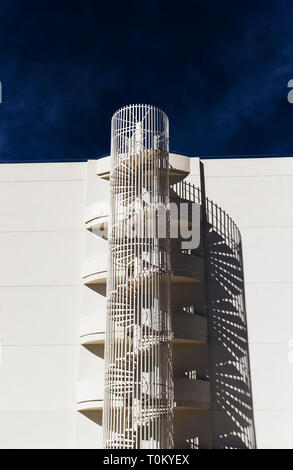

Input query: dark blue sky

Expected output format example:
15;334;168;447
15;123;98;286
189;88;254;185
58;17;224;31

0;0;293;162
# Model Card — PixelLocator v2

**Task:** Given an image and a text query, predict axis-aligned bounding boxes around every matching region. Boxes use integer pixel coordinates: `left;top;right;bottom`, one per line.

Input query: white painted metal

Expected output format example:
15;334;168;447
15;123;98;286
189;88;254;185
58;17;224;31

103;105;174;449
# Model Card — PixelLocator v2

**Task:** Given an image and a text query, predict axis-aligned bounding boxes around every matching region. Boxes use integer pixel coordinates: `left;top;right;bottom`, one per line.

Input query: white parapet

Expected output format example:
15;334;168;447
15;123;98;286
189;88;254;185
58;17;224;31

96;152;191;184
80;313;106;345
76;379;104;411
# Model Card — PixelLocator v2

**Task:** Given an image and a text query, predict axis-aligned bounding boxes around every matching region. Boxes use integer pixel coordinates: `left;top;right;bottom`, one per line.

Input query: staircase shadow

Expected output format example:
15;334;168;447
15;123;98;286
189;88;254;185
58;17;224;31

205;222;256;449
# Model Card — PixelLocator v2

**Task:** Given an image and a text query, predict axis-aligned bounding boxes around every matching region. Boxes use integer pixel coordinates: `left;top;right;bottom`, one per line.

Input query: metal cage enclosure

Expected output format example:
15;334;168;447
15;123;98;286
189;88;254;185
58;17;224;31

103;104;174;449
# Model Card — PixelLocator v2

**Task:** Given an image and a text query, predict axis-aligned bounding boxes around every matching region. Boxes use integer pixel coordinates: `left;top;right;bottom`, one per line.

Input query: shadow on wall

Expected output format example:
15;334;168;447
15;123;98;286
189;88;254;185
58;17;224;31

171;178;256;448
204;199;256;449
79;410;103;425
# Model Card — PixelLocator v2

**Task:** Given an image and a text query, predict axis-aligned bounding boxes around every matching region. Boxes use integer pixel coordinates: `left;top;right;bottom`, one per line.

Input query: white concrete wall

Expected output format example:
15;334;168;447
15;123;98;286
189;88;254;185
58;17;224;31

201;157;293;449
76;159;109;449
0;162;86;448
0;156;292;449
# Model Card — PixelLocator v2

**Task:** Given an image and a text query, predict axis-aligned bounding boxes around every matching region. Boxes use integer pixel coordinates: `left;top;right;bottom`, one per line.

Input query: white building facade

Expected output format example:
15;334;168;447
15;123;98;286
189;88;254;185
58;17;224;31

0;106;292;449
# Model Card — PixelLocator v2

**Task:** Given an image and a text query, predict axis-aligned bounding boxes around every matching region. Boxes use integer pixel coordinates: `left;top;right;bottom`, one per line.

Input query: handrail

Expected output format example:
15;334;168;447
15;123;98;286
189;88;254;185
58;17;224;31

173;180;241;253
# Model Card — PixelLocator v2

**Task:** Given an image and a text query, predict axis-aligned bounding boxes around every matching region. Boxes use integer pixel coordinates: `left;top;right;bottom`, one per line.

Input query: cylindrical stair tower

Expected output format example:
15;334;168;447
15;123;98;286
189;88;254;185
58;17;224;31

103;104;173;449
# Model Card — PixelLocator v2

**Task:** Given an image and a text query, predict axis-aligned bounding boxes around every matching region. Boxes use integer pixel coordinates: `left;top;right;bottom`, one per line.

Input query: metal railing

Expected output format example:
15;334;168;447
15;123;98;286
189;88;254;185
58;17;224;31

173;180;241;254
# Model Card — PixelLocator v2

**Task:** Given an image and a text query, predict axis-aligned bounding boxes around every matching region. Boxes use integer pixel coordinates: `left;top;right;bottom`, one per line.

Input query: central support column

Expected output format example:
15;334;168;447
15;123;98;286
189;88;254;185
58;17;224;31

103;104;173;449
